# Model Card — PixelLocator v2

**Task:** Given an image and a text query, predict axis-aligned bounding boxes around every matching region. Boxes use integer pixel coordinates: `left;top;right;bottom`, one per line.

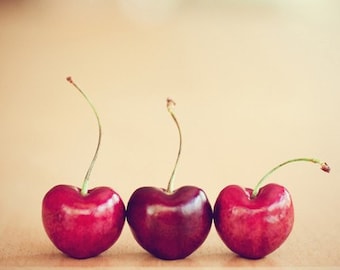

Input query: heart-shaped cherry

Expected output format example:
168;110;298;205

42;77;125;259
214;158;330;259
126;99;213;260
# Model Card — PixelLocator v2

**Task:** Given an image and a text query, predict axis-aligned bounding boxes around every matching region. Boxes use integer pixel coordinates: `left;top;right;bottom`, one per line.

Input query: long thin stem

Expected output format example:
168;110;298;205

251;157;330;198
166;98;182;193
66;77;102;196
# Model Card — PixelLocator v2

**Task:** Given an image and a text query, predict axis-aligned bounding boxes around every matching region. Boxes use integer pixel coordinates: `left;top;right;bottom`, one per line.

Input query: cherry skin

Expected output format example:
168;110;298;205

127;186;213;260
42;185;125;259
41;77;125;259
214;184;293;259
126;98;213;260
213;158;330;259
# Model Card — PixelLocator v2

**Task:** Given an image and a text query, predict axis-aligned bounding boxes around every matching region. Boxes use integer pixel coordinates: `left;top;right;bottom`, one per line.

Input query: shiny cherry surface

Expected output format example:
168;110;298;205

127;185;213;260
42;185;125;259
214;183;294;259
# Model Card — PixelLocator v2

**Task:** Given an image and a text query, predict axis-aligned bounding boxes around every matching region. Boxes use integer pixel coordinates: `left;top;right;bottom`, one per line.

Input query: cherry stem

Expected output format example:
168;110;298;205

66;77;102;196
166;98;182;193
251;158;330;198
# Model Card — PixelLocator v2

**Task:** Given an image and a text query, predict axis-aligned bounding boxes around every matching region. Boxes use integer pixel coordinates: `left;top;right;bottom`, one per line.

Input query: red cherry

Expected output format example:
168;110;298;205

214;184;293;259
214;158;330;259
42;185;125;259
126;98;213;260
127;186;212;260
42;77;125;259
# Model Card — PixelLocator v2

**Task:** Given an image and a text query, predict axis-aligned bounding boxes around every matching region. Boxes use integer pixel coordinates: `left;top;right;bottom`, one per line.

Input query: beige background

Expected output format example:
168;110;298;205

1;0;340;269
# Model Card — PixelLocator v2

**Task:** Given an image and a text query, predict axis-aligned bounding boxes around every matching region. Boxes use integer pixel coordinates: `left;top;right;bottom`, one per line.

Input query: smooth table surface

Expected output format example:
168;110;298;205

1;1;340;269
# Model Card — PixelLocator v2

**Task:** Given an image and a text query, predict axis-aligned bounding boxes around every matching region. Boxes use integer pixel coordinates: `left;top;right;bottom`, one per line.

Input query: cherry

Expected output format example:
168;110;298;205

126;98;213;260
42;77;125;259
214;158;330;259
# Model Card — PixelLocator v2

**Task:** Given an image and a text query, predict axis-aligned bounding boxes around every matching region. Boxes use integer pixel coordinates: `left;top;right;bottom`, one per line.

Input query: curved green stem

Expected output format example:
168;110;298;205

166;98;182;193
66;77;102;196
251;157;330;198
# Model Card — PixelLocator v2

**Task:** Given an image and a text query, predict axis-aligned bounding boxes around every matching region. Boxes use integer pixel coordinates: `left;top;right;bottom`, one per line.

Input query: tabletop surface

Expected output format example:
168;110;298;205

1;1;340;269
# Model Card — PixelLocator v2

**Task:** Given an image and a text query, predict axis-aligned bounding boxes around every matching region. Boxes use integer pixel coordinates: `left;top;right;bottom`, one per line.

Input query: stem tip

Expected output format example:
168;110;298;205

167;98;176;110
66;76;73;84
321;162;330;173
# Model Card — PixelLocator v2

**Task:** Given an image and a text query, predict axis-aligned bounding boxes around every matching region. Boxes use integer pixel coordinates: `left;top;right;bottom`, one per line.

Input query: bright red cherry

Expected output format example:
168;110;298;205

42;77;125;259
214;158;330;259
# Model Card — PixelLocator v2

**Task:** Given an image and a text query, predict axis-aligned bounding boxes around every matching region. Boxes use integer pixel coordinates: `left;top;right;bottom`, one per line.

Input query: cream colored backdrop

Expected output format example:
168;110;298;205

1;0;339;268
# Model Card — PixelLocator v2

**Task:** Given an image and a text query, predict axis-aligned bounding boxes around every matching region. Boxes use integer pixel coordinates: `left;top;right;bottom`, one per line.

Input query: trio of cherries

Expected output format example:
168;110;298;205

42;77;330;260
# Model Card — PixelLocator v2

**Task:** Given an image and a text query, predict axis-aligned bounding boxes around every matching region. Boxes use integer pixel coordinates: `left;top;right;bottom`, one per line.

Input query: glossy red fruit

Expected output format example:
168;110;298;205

42;185;125;259
127;186;213;260
126;98;213;260
214;183;293;259
42;77;125;259
214;158;330;259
